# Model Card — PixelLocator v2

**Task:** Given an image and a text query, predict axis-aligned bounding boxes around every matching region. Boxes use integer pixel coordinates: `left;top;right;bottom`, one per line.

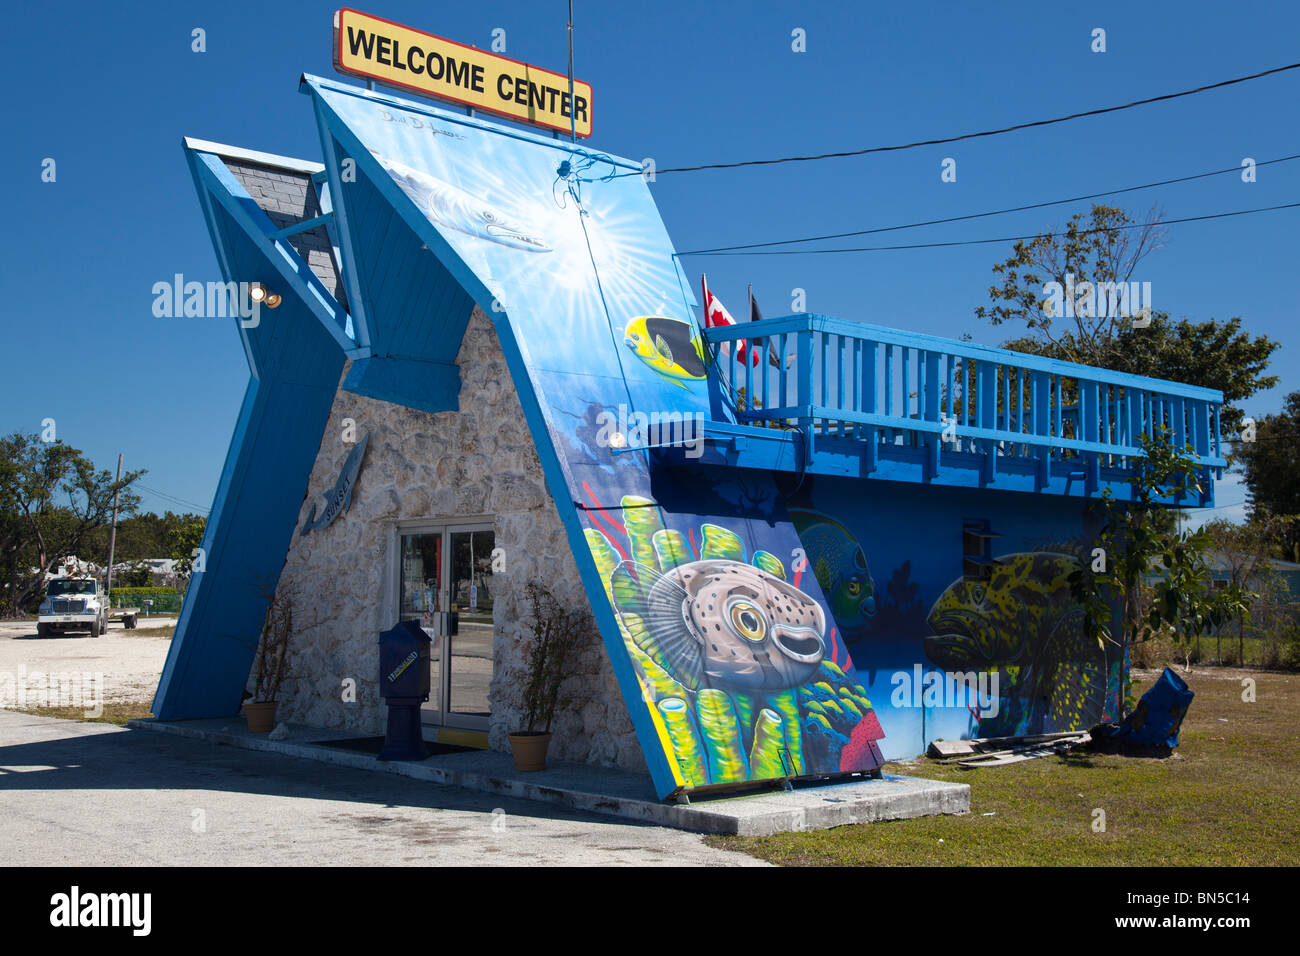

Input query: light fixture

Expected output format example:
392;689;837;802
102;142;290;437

248;282;267;303
265;292;282;309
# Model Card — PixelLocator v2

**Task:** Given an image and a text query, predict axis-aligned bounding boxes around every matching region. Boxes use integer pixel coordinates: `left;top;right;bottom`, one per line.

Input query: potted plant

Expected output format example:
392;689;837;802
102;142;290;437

245;585;293;733
508;581;594;771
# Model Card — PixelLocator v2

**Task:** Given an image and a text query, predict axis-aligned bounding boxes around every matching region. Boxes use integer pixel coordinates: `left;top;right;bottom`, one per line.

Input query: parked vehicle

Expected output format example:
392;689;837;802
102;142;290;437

36;577;138;637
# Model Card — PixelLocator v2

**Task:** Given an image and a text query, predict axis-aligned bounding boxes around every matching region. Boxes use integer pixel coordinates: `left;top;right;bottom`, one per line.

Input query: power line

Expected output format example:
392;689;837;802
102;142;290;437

677;200;1300;256
135;482;209;515
676;153;1300;255
622;61;1300;177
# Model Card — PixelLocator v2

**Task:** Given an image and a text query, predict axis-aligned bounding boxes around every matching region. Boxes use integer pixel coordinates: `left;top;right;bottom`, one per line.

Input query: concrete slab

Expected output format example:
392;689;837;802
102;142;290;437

128;717;969;835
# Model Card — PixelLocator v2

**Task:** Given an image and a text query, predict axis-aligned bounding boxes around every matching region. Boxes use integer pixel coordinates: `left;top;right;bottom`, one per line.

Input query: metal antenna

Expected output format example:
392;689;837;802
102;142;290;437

567;0;576;141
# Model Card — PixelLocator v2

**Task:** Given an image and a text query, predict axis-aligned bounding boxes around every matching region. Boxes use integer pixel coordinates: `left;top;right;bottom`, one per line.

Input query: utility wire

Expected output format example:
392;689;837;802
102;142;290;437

677;153;1300;255
678;200;1300;256
136;483;209;514
619;61;1300;177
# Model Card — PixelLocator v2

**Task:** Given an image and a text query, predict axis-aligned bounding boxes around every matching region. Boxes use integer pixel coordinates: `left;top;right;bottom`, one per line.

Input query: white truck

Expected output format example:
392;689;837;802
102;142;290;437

36;577;138;637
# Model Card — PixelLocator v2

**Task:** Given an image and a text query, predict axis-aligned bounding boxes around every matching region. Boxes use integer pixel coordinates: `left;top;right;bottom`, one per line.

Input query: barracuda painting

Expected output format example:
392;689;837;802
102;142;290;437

373;153;552;252
924;550;1119;737
584;496;886;788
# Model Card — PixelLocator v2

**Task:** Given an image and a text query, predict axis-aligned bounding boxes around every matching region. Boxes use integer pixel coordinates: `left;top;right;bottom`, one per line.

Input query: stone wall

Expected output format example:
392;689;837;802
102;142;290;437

262;306;644;772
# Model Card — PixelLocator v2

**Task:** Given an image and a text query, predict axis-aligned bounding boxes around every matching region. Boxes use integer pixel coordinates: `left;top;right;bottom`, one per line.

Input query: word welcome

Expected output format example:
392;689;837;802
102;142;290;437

334;9;593;136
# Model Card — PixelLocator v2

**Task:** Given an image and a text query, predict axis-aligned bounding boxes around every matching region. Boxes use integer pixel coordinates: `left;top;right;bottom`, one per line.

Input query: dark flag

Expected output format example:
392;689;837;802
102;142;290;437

748;284;787;368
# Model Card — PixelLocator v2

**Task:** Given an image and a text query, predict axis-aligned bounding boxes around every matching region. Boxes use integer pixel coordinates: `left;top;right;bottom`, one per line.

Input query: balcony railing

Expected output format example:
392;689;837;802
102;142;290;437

701;313;1226;499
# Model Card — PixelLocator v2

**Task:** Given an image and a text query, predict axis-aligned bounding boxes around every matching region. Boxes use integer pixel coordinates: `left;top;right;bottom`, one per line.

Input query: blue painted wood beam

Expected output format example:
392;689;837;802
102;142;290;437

342;355;461;415
187;148;365;363
271;211;334;240
154;181;347;719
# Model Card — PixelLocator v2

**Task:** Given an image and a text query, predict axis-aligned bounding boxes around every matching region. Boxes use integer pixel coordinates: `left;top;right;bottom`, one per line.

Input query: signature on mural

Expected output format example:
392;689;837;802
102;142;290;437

583;494;885;789
924;550;1119;737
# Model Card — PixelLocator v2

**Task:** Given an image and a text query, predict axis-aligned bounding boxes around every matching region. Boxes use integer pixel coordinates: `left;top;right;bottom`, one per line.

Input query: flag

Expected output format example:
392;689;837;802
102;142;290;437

701;274;760;367
748;284;788;369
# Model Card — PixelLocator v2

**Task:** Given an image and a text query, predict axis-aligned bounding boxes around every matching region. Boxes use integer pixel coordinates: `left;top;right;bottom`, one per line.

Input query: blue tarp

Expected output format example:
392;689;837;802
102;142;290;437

1114;666;1194;749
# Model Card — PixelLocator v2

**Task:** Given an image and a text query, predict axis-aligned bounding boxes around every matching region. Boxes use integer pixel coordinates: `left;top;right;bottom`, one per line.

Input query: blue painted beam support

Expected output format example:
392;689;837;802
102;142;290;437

1033;371;1051;491
342;355;460;415
977;359;997;486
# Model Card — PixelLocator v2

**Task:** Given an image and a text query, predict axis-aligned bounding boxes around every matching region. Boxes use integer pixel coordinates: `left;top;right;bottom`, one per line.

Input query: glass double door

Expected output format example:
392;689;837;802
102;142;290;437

397;524;495;731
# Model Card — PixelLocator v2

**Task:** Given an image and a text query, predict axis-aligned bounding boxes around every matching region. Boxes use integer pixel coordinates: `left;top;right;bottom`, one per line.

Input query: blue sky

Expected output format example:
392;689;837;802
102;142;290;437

2;0;1296;523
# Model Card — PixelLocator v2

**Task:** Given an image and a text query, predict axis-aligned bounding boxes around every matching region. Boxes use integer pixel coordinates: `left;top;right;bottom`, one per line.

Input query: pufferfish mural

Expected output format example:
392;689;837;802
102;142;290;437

584;495;886;789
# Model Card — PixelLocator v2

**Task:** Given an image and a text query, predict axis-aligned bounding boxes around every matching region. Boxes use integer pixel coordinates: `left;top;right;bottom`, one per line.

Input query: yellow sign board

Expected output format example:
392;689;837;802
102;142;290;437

333;8;594;138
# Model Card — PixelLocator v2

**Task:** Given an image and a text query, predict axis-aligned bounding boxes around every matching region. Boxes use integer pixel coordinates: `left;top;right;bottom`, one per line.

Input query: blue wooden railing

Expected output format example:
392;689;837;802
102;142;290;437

702;313;1226;495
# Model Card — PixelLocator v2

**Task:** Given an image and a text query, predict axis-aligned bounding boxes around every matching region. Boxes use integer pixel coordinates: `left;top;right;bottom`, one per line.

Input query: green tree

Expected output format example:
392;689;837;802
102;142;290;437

0;432;143;615
978;204;1279;438
1235;391;1300;561
1070;430;1251;718
168;514;207;586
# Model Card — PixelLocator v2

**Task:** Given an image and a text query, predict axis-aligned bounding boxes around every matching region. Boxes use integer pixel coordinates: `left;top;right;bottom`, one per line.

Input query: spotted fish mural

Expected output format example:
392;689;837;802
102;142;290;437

584;496;886;788
924;551;1120;737
623;316;707;389
789;508;877;644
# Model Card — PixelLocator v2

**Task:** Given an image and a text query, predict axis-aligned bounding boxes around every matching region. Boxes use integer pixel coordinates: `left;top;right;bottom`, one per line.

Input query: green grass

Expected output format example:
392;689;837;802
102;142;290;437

709;668;1300;865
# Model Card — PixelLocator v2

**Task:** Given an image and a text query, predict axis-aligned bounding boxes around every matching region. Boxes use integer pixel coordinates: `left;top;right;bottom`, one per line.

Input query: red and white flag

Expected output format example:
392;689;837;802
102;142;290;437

701;274;760;367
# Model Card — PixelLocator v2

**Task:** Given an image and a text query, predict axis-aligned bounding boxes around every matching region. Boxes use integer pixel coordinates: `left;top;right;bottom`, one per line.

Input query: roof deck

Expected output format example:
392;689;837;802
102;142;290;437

686;314;1226;505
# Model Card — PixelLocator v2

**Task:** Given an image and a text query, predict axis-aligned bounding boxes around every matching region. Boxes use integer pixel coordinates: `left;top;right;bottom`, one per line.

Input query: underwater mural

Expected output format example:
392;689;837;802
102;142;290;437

786;482;1124;756
305;76;1122;791
583;496;885;787
924;550;1120;738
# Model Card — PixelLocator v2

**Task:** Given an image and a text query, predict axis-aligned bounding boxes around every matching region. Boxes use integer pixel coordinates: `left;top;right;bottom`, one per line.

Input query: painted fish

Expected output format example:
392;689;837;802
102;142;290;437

612;559;826;693
623;316;707;389
300;433;369;536
372;154;551;252
924;551;1110;735
788;509;877;643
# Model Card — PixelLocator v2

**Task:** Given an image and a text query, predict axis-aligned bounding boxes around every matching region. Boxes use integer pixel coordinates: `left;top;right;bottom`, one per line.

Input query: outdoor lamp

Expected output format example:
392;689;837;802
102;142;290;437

265;292;282;308
249;281;267;302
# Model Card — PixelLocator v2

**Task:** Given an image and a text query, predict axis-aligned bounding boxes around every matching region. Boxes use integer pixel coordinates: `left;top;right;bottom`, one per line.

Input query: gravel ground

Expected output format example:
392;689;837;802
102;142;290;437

0;711;766;866
0;617;174;711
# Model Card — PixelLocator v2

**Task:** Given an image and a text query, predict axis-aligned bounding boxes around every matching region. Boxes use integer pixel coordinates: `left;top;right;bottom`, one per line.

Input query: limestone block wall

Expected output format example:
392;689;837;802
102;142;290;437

261;307;644;772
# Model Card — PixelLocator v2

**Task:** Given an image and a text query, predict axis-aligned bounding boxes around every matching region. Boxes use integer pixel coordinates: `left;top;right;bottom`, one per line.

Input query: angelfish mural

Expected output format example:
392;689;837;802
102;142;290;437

584;496;886;788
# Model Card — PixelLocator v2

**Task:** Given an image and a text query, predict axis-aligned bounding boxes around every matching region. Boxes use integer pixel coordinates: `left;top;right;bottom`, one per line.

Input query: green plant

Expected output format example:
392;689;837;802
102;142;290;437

513;581;595;734
1070;428;1252;717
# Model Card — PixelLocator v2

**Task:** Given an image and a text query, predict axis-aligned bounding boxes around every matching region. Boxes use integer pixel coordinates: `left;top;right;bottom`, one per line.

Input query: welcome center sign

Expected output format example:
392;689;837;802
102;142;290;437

333;8;594;137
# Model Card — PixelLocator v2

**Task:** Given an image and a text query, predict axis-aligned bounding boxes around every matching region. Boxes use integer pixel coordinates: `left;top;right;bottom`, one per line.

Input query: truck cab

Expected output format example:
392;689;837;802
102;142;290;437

37;577;107;637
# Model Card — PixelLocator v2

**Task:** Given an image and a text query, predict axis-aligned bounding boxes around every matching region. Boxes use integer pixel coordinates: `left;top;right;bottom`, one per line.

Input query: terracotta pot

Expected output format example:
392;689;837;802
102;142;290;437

508;732;552;772
244;701;278;734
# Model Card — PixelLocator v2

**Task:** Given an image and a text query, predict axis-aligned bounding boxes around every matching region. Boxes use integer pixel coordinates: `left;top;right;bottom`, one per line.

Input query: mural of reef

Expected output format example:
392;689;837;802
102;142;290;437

783;478;1124;758
582;497;886;788
301;78;1115;794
